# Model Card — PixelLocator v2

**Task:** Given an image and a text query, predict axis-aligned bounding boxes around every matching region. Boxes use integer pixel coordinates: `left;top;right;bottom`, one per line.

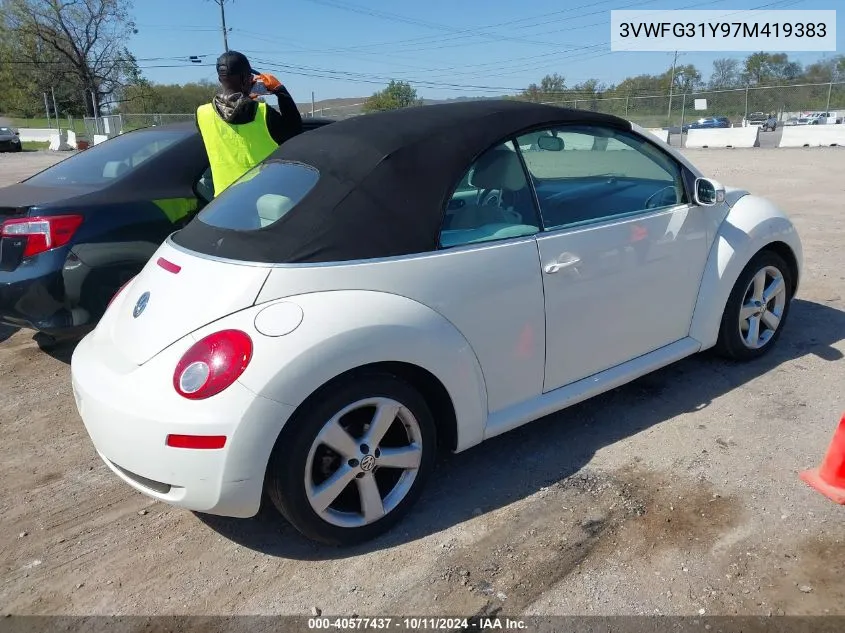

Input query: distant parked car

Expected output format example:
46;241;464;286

761;116;777;131
813;112;838;125
0;126;22;152
683;116;731;132
745;112;768;126
745;113;777;131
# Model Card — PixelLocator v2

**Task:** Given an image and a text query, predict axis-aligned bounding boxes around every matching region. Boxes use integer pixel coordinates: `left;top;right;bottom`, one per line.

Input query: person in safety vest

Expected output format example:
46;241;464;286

196;50;303;197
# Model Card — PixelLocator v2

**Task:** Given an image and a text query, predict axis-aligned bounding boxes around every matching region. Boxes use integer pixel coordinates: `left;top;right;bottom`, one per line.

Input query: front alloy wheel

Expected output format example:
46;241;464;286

715;250;793;360
737;265;787;350
266;373;437;545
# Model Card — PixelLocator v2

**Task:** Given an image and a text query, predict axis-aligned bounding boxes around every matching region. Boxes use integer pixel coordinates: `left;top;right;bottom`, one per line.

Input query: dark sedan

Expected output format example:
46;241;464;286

0;126;22;152
0;117;333;342
682;116;731;132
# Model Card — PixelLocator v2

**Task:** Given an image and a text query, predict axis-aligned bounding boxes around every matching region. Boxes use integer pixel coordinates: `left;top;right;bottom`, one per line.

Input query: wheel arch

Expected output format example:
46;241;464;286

271;361;459;455
225;290;489;491
688;195;803;350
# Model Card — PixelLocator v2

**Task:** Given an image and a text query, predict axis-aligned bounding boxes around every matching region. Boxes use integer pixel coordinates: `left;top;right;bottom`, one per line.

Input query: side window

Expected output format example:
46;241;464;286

440;140;541;249
516;125;687;231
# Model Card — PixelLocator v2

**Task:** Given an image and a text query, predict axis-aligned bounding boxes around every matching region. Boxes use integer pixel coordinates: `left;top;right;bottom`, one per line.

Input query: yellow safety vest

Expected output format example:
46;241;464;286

196;100;278;197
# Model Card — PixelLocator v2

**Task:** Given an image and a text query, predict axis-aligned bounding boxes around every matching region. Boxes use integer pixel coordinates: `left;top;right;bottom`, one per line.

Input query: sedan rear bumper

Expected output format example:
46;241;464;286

0;249;103;338
0;268;76;335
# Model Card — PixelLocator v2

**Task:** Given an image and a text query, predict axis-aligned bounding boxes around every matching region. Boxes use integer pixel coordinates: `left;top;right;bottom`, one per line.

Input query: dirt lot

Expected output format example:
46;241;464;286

1;147;844;618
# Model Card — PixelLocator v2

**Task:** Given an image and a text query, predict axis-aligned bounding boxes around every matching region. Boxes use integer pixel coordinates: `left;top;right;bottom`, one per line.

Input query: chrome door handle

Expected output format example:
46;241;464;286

544;256;580;274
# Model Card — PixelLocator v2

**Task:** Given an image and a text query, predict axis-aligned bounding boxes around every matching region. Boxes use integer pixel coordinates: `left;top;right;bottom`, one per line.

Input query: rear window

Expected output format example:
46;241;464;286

24;128;188;187
197;161;319;230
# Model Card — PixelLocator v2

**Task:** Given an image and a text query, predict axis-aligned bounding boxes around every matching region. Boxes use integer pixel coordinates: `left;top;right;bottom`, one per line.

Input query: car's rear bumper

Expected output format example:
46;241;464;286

70;330;296;518
0;267;74;335
0;249;100;337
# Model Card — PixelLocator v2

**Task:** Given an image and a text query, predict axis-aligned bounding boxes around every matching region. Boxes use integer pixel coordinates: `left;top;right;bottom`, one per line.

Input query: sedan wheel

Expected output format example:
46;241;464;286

266;373;437;545
715;250;793;360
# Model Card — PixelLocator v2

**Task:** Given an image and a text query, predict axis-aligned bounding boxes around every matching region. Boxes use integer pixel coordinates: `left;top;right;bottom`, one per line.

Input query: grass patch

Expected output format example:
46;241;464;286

22;141;50;151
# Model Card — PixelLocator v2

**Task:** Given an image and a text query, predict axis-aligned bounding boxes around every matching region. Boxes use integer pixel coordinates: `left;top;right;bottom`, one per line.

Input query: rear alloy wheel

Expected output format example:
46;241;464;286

714;250;793;360
266;373;436;545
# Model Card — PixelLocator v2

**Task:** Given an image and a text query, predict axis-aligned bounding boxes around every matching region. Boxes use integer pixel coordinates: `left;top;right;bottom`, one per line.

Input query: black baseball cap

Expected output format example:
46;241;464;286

216;50;257;77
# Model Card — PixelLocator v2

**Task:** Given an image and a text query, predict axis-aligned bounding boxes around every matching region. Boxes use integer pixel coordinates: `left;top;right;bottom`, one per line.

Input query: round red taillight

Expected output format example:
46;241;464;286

173;330;253;400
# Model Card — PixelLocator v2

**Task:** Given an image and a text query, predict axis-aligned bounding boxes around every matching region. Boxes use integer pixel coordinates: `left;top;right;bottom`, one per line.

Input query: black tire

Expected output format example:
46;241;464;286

714;249;793;361
265;372;437;546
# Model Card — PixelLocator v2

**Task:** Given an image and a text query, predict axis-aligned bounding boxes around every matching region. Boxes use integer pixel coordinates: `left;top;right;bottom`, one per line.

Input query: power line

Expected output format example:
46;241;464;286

300;0;617;49
418;0;802;80
307;0;658;57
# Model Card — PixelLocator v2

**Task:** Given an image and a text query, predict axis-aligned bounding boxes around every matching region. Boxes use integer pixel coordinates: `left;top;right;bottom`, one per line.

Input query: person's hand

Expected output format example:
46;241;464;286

253;72;282;92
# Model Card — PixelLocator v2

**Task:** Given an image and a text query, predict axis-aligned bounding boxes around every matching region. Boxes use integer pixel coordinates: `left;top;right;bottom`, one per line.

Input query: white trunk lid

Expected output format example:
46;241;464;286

107;240;270;365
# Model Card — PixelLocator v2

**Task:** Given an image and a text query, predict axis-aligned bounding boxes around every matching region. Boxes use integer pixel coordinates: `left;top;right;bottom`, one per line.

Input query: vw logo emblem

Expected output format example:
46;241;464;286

360;455;376;472
133;291;150;318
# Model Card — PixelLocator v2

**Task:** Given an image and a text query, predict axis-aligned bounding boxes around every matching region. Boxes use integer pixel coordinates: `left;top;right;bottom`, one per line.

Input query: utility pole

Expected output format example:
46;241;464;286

311;91;315;118
91;89;99;135
667;50;679;125
50;86;59;130
43;92;51;129
210;0;231;51
825;68;836;117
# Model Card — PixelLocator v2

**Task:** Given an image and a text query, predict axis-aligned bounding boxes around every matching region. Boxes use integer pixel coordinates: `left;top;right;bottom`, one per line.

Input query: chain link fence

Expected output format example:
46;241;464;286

540;81;845;145
82;113;196;138
8;81;843;146
79;106;361;139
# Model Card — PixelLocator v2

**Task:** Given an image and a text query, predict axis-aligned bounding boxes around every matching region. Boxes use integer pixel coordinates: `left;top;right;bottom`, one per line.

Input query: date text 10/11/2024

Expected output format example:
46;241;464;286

307;617;528;630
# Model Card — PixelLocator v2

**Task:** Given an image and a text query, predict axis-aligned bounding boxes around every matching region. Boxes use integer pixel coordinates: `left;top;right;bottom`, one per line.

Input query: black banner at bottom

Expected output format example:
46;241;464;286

1;616;844;633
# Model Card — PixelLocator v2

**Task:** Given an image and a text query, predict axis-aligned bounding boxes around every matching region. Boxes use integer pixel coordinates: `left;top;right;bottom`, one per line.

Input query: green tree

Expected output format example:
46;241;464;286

520;73;565;102
803;56;845;83
1;0;142;117
362;80;421;112
709;58;741;89
117;80;218;114
0;8;78;117
742;53;802;86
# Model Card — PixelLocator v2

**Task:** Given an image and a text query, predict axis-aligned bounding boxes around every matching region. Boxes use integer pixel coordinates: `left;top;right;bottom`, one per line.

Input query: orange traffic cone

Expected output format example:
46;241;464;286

800;413;845;505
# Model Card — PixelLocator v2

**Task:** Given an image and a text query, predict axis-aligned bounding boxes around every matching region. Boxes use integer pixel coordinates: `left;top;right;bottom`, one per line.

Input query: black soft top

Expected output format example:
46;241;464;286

172;99;633;264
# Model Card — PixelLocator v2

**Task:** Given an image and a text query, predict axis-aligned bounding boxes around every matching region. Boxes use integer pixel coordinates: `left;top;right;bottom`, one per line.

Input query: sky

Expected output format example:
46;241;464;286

128;0;844;104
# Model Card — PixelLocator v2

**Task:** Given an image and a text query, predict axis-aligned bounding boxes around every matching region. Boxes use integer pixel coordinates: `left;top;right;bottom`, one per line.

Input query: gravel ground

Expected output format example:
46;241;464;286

0;147;843;618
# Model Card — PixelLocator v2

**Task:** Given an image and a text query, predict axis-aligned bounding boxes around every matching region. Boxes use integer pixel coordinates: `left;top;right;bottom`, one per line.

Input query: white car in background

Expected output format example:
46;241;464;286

70;101;803;545
813;112;838;124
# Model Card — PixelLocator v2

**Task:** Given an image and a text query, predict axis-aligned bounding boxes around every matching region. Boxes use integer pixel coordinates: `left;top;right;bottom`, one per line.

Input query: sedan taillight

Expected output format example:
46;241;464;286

0;214;84;258
173;330;253;400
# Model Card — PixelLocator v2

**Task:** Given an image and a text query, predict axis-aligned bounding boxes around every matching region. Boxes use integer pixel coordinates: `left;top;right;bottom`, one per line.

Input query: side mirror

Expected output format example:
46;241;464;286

537;135;564;151
694;177;725;206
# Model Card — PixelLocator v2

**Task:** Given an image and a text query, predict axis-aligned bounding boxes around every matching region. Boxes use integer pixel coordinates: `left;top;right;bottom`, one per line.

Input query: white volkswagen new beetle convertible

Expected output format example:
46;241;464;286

71;100;802;545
